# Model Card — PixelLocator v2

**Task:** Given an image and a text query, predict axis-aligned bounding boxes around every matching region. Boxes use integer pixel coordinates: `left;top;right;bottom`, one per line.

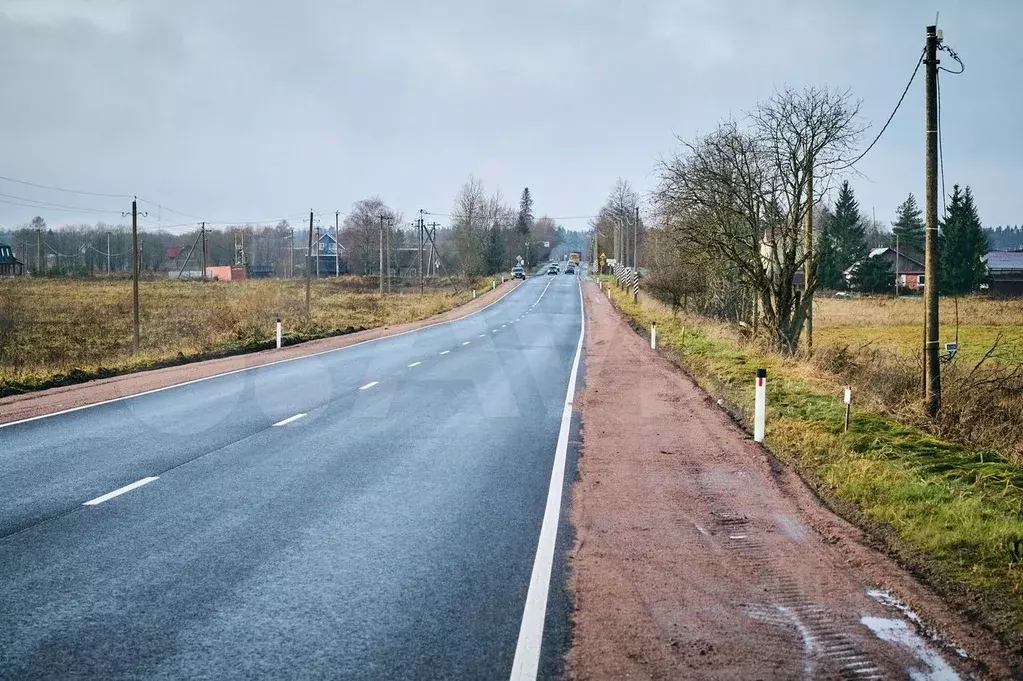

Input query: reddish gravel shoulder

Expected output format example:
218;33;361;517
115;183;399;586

0;280;521;425
568;281;1015;680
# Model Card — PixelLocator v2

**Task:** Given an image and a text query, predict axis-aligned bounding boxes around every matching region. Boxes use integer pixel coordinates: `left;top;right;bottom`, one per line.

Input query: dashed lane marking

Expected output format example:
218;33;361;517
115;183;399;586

272;413;306;427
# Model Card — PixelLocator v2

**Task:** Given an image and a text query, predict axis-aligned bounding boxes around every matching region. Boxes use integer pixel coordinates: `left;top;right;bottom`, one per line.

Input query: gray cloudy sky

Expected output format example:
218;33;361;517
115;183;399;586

0;0;1019;233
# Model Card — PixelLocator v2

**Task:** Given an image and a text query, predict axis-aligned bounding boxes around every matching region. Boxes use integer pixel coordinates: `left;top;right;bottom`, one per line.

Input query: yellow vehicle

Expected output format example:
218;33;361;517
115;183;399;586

568;252;581;265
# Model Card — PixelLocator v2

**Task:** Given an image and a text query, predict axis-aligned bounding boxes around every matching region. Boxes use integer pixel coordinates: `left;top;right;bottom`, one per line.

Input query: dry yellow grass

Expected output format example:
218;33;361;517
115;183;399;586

0;277;479;394
814;295;1023;365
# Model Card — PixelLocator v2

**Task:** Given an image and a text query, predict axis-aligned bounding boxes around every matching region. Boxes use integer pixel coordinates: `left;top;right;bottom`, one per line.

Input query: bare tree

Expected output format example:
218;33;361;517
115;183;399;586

452;175;489;278
654;87;862;353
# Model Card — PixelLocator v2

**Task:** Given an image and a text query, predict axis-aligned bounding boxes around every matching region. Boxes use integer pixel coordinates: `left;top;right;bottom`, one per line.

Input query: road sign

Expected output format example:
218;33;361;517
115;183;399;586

543;241;550;248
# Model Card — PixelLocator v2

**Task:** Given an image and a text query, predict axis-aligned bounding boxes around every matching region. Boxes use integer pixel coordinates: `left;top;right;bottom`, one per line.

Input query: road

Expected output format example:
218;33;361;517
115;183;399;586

0;273;583;680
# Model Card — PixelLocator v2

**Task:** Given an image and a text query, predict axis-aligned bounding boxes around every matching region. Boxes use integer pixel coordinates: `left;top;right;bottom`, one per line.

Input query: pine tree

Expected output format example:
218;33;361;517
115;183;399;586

516;188;533;235
850;255;894;293
817;181;869;289
940;185;989;294
892;193;925;253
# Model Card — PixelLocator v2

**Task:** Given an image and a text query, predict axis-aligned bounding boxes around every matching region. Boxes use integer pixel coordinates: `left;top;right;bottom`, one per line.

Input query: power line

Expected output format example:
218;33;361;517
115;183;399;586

0;190;122;214
0;174;132;199
0;195;123;216
835;47;926;171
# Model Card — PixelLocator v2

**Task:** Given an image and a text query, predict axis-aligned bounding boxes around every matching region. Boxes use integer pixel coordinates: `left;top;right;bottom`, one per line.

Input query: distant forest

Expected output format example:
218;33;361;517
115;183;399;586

984;226;1023;250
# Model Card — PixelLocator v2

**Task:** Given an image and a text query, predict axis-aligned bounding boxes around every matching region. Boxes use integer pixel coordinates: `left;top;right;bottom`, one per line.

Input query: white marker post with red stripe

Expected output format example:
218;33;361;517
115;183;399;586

754;368;767;442
276;318;282;350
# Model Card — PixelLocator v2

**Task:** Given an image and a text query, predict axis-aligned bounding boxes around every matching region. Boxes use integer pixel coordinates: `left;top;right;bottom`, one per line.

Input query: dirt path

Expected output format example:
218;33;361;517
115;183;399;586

0;280;521;425
568;281;1014;680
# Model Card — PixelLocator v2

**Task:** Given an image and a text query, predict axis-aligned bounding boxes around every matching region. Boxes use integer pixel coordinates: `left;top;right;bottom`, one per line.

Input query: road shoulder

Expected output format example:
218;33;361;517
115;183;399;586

0;280;521;425
567;281;1013;679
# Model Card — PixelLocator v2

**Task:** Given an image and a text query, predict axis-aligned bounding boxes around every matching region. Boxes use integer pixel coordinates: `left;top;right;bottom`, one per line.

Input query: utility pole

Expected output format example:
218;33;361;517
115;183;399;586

290;225;295;278
924;24;941;417
130;198;141;352
335;210;340;279
385;215;392;292
201;222;208;279
805;155;814;352
895;233;900;296
634;205;639;269
418;209;425;295
106;231;111;274
306;210;314;315
378;213;385;294
314;224;320;279
427;222;440;277
36;227;42;275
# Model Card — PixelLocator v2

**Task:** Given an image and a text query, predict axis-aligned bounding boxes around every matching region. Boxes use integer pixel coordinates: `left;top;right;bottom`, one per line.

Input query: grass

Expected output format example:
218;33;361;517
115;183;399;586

814;295;1023;366
604;282;1023;661
0;276;494;396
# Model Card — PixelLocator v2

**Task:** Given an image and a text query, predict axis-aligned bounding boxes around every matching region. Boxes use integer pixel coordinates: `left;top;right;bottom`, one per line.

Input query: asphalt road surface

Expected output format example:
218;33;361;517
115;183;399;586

0;273;584;680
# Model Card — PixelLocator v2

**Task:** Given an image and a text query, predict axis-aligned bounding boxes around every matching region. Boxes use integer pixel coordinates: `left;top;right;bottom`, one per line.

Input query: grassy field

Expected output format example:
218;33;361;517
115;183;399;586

0;276;492;396
604;282;1023;662
814;295;1023;366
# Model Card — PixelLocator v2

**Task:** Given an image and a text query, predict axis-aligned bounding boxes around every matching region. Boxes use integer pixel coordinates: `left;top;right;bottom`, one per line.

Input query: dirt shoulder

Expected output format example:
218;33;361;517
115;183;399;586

0;280;521;425
568;281;1015;680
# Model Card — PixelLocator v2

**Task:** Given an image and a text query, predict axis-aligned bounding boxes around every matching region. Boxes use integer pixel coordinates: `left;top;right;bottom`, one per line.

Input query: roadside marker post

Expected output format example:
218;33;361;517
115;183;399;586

843;386;853;433
473;290;477;300
651;322;657;349
276;318;282;350
754;368;767;442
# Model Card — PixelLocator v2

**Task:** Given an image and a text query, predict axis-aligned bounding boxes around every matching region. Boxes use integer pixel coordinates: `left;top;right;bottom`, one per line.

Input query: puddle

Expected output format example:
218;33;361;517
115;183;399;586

867;590;969;659
861;616;961;681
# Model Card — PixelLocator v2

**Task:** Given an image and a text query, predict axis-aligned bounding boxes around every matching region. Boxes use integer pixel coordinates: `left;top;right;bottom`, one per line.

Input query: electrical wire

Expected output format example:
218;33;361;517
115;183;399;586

835;47;925;171
0;174;132;199
0;195;123;215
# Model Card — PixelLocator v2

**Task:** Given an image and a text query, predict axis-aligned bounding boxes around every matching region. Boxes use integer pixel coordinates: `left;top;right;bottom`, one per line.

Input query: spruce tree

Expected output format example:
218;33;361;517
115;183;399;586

516;188;533;235
817;181;869;289
892;193;925;253
940;185;989;294
850;256;894;293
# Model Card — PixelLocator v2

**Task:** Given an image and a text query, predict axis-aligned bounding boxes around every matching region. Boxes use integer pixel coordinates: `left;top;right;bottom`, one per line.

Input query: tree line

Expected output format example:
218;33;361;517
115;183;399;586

0;181;571;279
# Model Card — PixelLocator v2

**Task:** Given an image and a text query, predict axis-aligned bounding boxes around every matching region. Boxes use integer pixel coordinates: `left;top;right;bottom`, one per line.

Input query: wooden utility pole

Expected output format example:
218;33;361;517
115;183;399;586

306;210;314;315
634;205;639;269
201;222;208;280
106;231;111;274
418;209;425;295
335;210;340;279
805;155;814;352
924;24;941;416
131;198;140;352
36;228;42;275
314;225;320;279
385;215;391;292
378;213;385;294
427;222;440;277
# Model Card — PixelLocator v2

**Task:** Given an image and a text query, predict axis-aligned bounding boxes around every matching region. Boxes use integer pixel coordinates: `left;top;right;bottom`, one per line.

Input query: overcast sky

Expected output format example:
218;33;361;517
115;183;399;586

0;0;1019;233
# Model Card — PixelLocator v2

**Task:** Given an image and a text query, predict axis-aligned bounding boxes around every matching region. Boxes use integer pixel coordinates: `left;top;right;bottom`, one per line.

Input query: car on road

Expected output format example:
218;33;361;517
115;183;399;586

511;266;526;280
547;264;559;275
565;265;575;274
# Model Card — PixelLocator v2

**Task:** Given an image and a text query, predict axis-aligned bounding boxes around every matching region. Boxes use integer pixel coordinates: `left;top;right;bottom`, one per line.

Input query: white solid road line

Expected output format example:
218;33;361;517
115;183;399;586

407;362;422;368
272;413;307;427
0;279;526;430
359;381;379;390
510;276;585;681
83;477;159;506
439;350;450;355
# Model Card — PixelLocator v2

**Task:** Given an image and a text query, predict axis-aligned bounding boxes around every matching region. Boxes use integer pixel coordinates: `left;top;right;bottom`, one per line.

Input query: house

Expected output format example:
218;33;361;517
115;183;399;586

0;243;25;276
309;231;348;277
985;250;1023;296
845;247;926;292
